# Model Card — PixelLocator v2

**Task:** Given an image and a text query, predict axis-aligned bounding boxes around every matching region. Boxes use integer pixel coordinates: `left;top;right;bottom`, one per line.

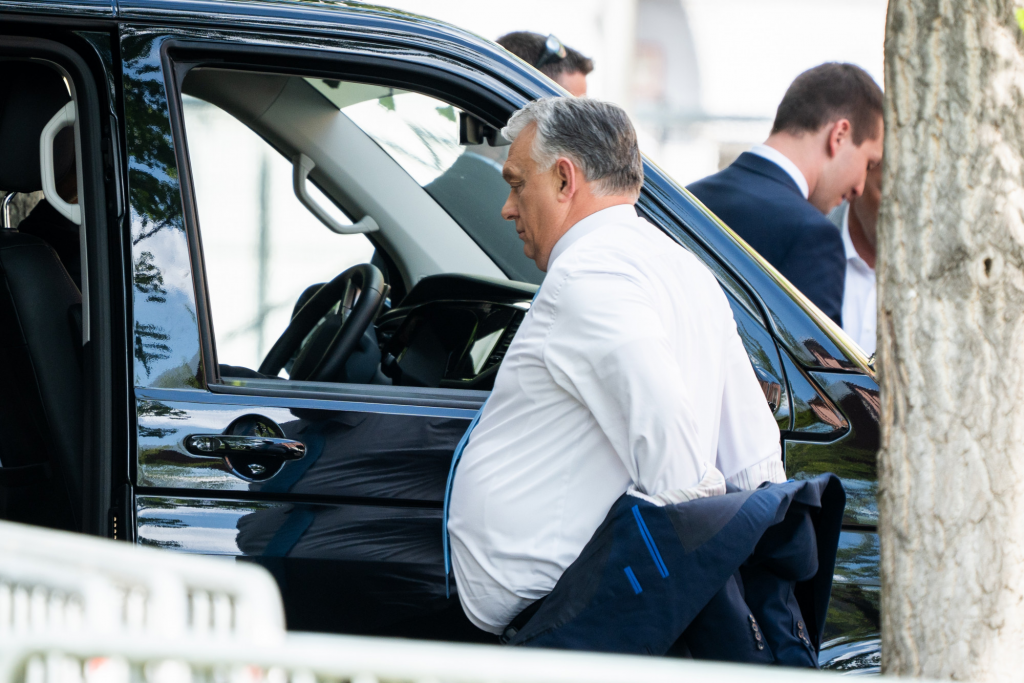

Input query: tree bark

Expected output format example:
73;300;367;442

879;0;1024;678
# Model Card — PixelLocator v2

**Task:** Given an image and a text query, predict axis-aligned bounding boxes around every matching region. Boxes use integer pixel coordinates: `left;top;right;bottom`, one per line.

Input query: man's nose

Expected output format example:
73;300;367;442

849;177;866;200
501;191;517;221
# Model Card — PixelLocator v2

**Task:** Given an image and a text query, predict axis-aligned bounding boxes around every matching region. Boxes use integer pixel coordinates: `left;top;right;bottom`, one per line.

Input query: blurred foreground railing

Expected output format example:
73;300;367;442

0;521;283;642
0;633;840;683
0;519;879;683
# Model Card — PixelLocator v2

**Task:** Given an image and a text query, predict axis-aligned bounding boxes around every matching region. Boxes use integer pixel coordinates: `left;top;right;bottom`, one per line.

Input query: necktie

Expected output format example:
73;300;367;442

442;290;537;598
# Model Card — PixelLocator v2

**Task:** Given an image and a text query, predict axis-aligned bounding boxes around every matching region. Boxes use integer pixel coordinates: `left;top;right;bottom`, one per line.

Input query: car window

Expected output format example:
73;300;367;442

181;94;376;373
308;80;543;285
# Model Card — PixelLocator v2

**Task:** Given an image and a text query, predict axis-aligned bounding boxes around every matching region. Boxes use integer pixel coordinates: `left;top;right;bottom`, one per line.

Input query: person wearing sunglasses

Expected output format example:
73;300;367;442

497;31;593;97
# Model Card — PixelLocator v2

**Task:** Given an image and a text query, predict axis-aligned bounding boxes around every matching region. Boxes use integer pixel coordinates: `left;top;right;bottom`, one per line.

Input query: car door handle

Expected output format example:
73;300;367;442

184;434;306;460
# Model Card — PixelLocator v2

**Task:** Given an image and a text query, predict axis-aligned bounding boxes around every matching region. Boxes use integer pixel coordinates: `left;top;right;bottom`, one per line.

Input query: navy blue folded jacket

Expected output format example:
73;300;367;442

507;474;845;667
687;153;846;325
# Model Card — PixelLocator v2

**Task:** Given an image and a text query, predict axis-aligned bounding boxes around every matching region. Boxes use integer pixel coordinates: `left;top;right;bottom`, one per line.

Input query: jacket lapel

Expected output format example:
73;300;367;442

731;152;805;197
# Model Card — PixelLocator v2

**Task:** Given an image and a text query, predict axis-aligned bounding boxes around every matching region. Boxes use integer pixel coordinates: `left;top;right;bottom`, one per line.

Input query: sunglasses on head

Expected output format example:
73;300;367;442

534;34;567;69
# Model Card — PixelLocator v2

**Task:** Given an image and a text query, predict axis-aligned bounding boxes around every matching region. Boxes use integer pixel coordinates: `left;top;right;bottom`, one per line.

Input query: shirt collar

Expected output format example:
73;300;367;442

547;204;637;267
840;203;873;271
747;144;809;199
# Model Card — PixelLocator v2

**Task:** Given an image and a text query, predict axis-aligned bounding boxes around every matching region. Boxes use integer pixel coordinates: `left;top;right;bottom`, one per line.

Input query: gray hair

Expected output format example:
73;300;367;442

501;97;643;198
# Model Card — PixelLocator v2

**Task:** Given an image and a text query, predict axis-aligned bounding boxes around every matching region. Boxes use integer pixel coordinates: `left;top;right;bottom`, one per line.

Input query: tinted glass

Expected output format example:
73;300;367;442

181;94;375;373
308;79;543;285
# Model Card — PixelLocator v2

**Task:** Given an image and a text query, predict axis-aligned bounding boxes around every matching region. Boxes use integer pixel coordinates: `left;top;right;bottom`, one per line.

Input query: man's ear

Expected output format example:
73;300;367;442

554;157;578;203
828;119;852;158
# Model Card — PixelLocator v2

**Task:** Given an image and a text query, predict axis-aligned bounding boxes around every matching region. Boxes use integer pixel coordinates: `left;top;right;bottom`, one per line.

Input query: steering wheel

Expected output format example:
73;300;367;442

259;263;387;382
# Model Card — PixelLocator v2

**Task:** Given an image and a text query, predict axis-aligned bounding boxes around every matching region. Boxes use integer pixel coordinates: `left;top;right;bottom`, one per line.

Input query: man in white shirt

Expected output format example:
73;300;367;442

446;97;785;635
829;162;881;354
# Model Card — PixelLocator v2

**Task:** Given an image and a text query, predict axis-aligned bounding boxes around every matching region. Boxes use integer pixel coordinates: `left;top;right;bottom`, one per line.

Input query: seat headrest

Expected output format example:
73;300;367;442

0;62;72;193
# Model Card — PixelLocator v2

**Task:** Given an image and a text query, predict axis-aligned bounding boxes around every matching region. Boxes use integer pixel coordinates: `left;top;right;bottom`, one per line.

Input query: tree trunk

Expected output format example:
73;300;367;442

879;0;1024;678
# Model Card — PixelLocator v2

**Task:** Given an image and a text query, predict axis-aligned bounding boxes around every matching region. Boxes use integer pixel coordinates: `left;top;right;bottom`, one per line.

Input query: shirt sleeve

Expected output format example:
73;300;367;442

541;270;706;495
715;324;783;480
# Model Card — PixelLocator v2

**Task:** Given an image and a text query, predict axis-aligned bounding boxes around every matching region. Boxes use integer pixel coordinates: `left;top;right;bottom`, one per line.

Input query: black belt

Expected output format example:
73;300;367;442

499;596;547;645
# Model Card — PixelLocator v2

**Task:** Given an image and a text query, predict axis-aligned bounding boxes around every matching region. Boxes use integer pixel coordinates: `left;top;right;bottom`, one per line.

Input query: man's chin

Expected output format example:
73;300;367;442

811;196;842;214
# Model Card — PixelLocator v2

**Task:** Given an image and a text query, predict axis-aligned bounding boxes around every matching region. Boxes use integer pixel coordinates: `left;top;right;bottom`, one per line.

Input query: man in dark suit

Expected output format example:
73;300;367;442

688;63;884;325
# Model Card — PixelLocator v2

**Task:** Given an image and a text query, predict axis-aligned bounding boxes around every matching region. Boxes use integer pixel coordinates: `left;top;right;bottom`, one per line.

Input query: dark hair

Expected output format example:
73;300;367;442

496;31;594;80
771;63;883;145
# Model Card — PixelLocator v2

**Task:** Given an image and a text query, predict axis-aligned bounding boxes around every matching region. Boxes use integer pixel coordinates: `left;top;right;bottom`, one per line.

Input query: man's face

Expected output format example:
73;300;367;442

501;124;565;270
810;115;884;214
851;160;882;247
554;70;587;97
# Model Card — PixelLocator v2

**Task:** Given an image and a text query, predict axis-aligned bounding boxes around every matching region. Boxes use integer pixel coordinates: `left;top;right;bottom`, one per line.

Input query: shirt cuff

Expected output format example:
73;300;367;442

627;464;727;507
725;455;787;491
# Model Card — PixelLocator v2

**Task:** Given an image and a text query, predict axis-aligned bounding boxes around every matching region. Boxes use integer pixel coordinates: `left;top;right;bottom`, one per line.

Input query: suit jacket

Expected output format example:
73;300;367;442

687;153;846;325
506;474;845;666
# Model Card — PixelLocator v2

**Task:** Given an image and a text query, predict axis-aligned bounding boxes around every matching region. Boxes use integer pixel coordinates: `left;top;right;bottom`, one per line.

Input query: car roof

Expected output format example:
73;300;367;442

5;0;557;101
3;0;507;61
5;0;446;22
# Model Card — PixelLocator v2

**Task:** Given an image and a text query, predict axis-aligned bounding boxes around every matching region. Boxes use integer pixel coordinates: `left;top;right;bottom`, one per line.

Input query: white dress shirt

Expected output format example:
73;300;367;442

835;203;877;354
748;144;809;199
448;205;784;634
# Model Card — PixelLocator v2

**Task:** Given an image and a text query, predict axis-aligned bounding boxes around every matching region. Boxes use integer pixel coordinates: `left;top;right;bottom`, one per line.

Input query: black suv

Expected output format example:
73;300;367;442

0;0;878;671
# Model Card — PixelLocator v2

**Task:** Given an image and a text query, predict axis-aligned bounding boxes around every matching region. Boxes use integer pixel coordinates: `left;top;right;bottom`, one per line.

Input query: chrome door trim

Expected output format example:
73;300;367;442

135;387;480;420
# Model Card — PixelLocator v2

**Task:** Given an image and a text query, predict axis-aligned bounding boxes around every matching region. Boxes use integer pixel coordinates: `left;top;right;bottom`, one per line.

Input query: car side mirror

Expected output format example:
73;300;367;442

459;112;510;147
292;153;379;235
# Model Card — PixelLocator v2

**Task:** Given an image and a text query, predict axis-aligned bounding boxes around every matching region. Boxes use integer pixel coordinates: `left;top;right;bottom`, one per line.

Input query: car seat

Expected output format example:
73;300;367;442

0;61;83;531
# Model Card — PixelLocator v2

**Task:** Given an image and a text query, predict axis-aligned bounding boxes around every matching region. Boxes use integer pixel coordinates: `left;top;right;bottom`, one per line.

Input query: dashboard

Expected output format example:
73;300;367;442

376;274;537;390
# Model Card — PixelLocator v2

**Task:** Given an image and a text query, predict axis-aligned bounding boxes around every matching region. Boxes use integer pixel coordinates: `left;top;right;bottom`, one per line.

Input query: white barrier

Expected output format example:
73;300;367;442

0;521;885;682
0;632;842;683
0;521;284;642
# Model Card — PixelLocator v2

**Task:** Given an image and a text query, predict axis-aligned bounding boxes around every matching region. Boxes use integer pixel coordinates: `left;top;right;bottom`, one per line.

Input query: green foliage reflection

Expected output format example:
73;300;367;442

122;34;183;244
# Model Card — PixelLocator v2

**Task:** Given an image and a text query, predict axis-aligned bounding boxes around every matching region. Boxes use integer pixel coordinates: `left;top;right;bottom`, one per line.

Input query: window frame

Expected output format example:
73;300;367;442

161;37;528;402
